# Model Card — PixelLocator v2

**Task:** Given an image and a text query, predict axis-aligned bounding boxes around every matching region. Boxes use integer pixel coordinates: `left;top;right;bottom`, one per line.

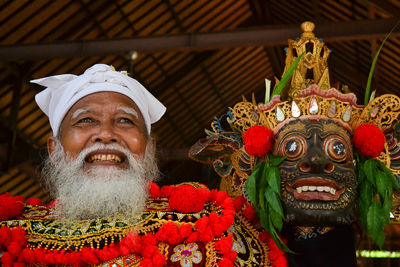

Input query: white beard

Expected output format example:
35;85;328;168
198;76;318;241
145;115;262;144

41;140;159;221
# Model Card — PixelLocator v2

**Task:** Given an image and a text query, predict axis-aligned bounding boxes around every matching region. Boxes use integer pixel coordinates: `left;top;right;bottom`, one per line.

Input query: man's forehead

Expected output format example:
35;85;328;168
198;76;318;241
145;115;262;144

66;92;142;117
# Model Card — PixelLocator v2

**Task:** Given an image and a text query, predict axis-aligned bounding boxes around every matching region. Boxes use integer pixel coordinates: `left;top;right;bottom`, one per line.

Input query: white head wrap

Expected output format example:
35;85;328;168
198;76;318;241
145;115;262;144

32;64;166;137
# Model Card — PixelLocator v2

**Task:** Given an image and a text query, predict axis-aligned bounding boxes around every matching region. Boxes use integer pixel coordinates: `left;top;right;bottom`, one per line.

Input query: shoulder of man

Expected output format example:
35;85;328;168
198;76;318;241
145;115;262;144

0;184;238;266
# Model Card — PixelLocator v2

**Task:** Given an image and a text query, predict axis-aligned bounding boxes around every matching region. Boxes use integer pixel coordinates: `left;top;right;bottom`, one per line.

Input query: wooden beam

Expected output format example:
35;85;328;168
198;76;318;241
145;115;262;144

0;19;398;61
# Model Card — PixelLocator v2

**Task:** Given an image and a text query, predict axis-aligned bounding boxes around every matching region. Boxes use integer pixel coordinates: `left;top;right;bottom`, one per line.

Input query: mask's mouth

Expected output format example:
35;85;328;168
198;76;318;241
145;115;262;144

287;177;345;201
84;149;127;167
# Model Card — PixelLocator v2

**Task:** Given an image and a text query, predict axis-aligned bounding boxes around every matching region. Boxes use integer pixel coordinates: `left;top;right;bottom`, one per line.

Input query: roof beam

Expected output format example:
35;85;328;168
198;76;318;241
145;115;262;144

0;18;398;62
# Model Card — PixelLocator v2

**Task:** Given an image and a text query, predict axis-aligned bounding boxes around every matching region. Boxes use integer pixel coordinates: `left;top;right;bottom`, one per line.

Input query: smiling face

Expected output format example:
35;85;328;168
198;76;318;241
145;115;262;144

274;119;357;225
48;92;149;169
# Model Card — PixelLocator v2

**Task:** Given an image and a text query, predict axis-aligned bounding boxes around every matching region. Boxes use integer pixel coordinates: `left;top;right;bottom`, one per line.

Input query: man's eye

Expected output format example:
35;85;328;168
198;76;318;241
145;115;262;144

78;118;93;123
119;118;134;124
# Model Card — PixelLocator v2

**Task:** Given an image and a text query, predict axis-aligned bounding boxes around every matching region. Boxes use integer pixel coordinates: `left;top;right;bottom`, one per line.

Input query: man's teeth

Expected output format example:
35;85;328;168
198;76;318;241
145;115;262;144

89;154;122;163
296;186;336;195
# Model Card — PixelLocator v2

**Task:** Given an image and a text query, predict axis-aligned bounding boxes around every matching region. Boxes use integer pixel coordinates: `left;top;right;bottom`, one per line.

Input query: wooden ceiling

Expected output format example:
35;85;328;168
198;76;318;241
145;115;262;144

0;0;399;205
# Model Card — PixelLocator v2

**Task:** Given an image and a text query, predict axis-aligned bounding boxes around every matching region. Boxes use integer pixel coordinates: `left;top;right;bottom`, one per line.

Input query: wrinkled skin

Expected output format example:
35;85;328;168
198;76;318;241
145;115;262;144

274;119;357;225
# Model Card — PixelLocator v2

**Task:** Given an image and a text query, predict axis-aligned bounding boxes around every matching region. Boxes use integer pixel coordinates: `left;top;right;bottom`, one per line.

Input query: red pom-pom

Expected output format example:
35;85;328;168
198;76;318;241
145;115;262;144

258;231;270;242
11;227;27;245
242;205;255;220
168;185;209;213
353;124;385;158
0;252;14;266
140;258;153;267
217;258;234;267
80;247;100;265
274;255;289;267
152;252;167;267
160;185;174;198
233;196;247;212
0;226;12;247
155;222;181;245
179;223;193;239
27;198;43;206
0;193;25;220
243;125;274;157
149;182;161;198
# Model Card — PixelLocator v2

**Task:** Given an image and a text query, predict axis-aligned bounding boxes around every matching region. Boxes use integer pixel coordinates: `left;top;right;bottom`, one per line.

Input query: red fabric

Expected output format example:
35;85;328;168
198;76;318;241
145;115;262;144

27;198;43;206
353;124;385;158
243;125;274;157
0;193;25;220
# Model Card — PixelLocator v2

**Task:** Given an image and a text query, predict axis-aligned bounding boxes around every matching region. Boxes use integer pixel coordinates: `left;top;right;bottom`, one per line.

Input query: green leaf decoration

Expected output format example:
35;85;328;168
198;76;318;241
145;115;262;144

358;157;398;248
367;201;385;248
364;21;400;105
363;159;377;186
245;164;259;210
270;155;287;166
271;52;305;98
244;154;292;253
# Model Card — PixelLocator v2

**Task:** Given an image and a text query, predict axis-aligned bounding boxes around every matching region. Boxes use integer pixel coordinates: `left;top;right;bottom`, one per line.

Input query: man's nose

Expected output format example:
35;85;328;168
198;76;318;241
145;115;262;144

299;148;334;173
91;123;119;144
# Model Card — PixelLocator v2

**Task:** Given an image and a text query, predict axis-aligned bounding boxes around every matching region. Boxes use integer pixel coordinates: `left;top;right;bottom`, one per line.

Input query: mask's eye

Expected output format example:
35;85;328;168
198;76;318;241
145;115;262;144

324;136;349;162
280;136;307;160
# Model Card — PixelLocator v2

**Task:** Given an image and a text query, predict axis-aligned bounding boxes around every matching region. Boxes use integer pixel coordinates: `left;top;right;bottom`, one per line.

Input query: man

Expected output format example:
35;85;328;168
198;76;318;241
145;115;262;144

0;64;236;266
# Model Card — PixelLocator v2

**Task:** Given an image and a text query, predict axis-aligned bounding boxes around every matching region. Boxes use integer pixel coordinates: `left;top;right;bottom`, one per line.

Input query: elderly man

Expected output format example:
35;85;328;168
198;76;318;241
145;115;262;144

0;64;236;266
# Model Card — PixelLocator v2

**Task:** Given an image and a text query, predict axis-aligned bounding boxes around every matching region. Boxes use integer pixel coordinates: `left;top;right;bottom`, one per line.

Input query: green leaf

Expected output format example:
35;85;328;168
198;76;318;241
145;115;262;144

359;180;373;227
245;164;261;208
364;21;400;105
270;155;287;167
367;201;386;248
271;52;305;98
259;187;266;210
363;159;377;186
378;161;400;190
376;170;390;201
383;191;392;225
265;187;284;218
259;205;270;232
269;205;283;231
266;166;281;194
269;227;295;253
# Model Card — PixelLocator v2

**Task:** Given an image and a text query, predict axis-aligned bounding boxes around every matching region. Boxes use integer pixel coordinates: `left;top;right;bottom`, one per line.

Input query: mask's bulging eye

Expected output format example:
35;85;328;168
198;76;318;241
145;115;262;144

325;136;349;161
280;136;306;160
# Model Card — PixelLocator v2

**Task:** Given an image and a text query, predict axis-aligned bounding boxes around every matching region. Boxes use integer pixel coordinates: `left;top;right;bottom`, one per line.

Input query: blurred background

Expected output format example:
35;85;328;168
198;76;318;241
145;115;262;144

0;1;399;265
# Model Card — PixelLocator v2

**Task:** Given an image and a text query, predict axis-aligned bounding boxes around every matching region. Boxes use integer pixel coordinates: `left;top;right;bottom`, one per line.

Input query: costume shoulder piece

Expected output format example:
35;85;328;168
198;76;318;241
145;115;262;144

0;183;237;266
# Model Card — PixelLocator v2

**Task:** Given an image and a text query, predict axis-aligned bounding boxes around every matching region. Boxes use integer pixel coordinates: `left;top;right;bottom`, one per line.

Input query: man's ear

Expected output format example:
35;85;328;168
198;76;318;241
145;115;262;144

47;136;57;157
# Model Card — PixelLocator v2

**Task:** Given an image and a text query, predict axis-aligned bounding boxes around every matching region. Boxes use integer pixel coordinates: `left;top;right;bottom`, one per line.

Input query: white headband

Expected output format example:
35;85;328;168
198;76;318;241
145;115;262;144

32;64;166;136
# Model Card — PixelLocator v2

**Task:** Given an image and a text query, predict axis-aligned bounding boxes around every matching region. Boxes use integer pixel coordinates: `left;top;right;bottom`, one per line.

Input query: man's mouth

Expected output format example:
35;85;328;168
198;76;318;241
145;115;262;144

287;177;345;201
84;150;126;167
87;154;122;163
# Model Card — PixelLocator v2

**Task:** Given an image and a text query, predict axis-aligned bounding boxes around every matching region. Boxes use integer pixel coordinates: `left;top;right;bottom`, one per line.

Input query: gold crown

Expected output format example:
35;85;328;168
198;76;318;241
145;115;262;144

278;21;331;100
